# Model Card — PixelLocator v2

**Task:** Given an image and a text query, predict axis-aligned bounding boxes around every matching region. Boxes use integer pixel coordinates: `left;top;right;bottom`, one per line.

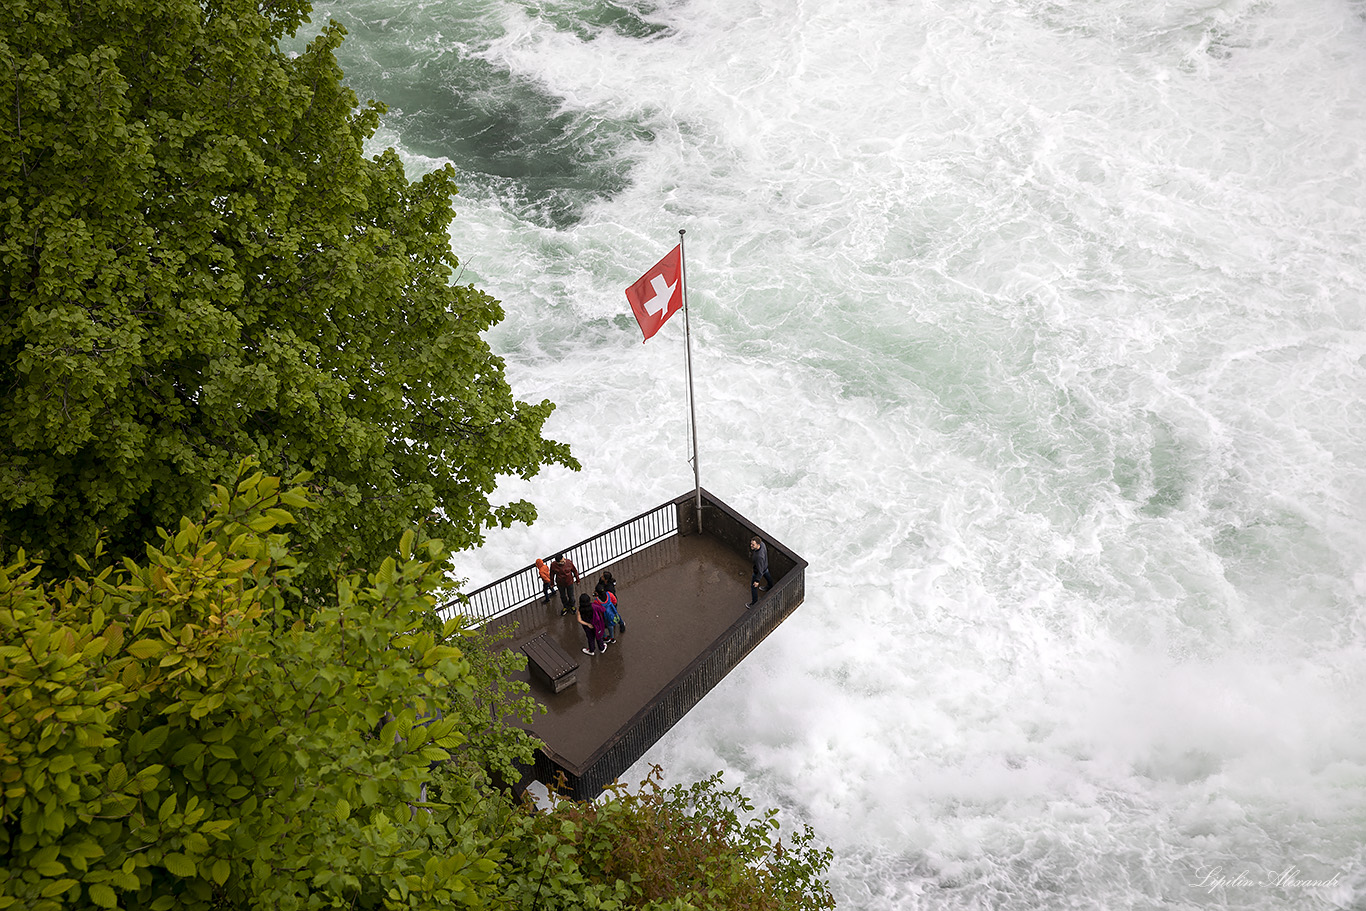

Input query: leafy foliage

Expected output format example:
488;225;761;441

0;467;834;910
0;0;576;583
0;466;534;909
504;767;837;911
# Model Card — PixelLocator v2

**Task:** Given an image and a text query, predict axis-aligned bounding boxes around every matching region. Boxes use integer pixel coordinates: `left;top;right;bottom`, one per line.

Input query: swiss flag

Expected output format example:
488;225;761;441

625;244;683;342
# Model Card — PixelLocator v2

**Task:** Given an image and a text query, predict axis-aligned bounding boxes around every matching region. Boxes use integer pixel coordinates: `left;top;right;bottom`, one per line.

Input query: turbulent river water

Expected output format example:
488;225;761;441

299;1;1366;907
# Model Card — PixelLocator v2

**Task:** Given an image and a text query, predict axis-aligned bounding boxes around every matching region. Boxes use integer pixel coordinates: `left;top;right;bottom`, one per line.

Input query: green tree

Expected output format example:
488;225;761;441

508;767;836;911
0;469;835;910
0;0;576;582
0;468;526;909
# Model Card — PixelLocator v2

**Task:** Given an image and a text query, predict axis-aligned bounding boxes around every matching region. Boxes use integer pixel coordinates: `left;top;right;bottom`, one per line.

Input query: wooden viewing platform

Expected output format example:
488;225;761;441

446;489;807;801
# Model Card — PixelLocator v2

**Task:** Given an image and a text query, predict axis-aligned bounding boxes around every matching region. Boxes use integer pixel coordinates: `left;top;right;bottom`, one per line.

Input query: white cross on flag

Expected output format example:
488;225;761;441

625;244;683;342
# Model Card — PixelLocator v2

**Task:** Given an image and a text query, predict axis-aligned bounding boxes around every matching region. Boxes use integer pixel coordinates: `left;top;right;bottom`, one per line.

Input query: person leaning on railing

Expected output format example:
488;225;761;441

749;537;773;607
535;557;554;604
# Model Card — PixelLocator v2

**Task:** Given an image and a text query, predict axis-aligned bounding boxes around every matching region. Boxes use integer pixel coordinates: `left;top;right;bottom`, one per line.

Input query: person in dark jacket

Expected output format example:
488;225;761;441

577;592;607;656
749;537;773;606
550;553;580;615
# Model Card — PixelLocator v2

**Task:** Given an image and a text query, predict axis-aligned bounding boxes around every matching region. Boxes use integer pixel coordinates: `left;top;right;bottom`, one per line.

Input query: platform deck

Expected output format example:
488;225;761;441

461;489;806;800
486;533;757;770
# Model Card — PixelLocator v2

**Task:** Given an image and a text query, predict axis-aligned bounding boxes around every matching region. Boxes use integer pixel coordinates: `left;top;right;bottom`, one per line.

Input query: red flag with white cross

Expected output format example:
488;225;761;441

625;244;683;342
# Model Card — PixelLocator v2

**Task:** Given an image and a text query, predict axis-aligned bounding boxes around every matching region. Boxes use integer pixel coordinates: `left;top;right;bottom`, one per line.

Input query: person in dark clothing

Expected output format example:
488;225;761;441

550;553;580;615
577;592;607;655
749;537;773;606
595;580;623;643
598;572;625;636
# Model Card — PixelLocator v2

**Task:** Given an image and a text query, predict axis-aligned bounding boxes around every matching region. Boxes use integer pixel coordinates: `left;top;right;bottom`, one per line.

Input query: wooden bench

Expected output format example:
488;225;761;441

521;633;579;693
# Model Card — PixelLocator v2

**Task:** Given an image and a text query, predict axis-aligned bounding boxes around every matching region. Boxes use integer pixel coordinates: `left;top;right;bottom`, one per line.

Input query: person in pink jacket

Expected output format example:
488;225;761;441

576;593;608;655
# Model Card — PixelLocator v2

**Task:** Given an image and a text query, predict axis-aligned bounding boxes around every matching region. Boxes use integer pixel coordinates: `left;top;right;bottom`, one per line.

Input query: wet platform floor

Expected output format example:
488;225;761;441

485;533;760;774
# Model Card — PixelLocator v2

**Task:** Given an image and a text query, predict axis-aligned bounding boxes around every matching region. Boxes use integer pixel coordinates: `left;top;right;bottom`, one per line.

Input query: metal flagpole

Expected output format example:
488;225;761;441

679;228;702;533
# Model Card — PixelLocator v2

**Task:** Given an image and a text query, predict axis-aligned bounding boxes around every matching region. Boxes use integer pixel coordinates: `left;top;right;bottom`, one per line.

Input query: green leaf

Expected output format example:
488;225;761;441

163;853;196;878
158;792;177;822
40;879;77;898
127;639;165;660
88;883;118;908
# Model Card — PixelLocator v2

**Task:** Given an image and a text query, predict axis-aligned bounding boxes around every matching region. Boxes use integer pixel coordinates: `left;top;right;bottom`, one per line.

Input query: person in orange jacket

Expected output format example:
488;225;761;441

535;557;554;604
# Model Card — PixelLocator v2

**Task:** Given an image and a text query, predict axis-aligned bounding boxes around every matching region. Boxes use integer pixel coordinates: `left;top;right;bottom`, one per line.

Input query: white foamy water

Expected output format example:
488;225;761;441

310;0;1366;906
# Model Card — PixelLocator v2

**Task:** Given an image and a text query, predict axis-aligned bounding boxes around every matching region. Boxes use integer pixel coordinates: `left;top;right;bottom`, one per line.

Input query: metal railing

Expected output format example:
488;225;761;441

442;499;680;626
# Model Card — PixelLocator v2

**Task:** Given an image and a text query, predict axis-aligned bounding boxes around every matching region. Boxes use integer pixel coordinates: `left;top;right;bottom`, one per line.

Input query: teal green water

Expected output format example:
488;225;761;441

300;0;663;225
302;0;1366;907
